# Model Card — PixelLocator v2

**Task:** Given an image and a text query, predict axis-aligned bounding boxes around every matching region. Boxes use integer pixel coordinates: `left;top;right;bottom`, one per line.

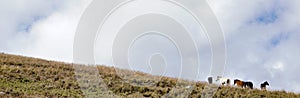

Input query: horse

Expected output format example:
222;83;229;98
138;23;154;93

260;81;269;90
216;76;230;86
243;81;253;89
234;79;254;89
234;79;244;88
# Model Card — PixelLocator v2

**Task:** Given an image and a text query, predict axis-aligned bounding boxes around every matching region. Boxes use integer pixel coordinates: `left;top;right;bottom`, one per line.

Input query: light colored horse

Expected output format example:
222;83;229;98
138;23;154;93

216;76;230;86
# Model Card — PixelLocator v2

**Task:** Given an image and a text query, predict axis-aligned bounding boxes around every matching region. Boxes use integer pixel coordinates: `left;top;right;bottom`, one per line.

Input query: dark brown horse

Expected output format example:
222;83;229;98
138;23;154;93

243;81;253;89
260;81;269;90
234;79;253;89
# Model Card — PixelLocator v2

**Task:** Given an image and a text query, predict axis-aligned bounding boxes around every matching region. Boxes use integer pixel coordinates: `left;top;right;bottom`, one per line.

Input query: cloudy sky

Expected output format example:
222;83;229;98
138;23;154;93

1;0;300;93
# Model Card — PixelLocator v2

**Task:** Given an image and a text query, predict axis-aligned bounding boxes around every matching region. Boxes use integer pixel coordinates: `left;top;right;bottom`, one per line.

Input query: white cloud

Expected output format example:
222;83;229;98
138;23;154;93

0;0;61;50
0;0;92;62
23;1;91;62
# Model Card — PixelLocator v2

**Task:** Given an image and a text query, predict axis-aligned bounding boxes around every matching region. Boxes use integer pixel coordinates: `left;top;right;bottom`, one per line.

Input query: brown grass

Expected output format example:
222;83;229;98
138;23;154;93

0;53;299;98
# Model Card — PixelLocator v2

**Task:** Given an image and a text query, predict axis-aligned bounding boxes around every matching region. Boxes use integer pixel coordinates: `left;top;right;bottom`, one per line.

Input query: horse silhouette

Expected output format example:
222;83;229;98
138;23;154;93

260;81;269;90
243;81;253;89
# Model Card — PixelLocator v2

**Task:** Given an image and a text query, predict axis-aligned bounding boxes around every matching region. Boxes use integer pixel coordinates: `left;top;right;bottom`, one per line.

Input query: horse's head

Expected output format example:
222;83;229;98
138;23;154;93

265;81;269;86
234;79;239;85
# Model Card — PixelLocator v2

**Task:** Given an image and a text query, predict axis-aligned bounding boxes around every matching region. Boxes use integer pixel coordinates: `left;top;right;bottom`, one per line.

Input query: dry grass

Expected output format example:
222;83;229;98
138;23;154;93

0;53;299;98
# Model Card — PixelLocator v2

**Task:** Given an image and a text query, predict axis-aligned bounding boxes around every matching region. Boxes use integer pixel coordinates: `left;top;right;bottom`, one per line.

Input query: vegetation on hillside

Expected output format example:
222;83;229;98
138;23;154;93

0;53;299;97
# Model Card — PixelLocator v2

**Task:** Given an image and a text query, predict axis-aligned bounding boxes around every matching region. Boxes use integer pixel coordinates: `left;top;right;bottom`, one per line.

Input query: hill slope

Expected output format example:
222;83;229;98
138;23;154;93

0;53;299;97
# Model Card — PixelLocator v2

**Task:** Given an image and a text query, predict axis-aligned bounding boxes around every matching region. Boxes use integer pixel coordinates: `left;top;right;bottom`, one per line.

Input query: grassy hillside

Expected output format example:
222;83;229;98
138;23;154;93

0;53;299;98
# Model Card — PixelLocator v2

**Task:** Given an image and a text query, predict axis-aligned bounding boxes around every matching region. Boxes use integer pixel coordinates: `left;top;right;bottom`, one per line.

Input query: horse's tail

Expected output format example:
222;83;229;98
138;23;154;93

227;79;230;84
250;82;254;89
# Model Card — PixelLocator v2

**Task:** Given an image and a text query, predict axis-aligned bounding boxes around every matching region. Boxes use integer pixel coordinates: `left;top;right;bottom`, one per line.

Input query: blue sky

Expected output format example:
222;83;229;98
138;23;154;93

0;0;300;93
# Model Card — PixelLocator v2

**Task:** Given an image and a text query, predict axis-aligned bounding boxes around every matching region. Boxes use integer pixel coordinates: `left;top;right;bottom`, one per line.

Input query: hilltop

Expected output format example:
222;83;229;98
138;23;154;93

0;53;299;97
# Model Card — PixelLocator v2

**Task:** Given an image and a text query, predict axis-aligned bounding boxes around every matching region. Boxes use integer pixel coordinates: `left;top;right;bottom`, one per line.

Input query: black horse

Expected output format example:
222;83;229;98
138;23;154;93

260;81;269;90
243;81;253;89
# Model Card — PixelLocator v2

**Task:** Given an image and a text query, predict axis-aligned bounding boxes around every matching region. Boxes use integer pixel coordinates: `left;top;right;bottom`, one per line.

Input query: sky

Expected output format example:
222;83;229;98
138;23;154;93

1;0;300;93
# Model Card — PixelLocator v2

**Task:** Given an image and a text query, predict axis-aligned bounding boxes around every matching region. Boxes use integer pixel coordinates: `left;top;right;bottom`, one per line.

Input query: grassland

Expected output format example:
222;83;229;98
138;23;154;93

0;53;299;98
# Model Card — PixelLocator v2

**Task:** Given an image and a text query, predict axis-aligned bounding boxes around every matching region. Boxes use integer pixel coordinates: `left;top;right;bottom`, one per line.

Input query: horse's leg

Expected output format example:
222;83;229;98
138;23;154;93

226;79;230;86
